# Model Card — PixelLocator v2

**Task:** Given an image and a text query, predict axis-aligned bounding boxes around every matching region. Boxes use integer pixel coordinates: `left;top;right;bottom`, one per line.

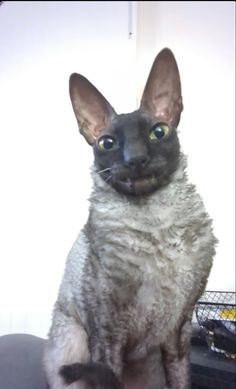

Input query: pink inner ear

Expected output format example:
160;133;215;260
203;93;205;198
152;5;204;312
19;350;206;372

140;49;183;127
69;73;116;145
153;94;183;127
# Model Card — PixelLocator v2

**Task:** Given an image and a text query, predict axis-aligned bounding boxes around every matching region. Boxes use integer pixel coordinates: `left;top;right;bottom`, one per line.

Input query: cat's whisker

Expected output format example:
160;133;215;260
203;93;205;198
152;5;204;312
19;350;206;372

97;168;111;174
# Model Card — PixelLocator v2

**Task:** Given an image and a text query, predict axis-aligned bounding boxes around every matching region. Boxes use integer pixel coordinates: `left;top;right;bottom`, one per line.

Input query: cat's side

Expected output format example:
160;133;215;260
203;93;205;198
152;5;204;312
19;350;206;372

44;48;217;389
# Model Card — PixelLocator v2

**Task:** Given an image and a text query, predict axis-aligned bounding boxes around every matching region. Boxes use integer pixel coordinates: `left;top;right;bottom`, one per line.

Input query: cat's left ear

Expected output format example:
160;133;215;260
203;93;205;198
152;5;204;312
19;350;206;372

69;74;116;145
140;48;183;127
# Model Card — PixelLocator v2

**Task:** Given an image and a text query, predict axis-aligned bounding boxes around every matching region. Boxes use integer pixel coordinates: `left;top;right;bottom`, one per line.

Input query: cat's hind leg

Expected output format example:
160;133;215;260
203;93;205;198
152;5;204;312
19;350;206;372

44;309;90;389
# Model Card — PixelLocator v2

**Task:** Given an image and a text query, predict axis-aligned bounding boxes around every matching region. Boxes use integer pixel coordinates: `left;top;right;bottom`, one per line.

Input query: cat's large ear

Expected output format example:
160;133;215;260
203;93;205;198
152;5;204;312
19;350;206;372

69;74;116;145
140;48;183;127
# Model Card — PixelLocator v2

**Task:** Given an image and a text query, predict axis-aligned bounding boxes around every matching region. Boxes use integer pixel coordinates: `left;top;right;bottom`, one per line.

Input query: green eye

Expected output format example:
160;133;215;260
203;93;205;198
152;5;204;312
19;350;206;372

97;136;116;151
149;123;170;140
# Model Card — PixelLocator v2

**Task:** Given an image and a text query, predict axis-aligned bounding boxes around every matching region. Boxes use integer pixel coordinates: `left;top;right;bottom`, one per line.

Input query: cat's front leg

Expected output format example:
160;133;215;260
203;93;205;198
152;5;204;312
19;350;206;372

161;319;192;389
58;330;125;389
88;333;125;388
44;308;90;389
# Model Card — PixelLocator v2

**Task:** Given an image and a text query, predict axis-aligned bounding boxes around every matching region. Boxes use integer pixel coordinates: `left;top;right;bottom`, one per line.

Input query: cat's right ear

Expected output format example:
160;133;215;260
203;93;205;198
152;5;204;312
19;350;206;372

69;74;116;145
140;48;183;127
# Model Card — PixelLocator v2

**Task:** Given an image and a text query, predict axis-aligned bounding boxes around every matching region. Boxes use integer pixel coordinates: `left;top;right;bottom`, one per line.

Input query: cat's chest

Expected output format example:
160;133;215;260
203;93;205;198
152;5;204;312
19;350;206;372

100;218;192;322
131;238;190;323
90;190;213;337
99;204;188;275
119;251;195;349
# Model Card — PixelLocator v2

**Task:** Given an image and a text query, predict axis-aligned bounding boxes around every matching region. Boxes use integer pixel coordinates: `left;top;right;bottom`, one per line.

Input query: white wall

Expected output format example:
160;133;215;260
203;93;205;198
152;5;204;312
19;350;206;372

0;1;235;338
0;1;136;337
137;1;235;291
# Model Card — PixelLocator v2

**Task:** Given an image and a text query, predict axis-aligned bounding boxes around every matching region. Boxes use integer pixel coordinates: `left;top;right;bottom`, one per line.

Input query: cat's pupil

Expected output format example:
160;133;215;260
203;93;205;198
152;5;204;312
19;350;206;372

103;137;114;149
154;126;165;139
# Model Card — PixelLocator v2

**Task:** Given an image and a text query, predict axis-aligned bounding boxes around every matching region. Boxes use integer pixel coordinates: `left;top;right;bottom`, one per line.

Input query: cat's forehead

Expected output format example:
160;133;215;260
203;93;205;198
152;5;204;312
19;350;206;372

111;111;154;133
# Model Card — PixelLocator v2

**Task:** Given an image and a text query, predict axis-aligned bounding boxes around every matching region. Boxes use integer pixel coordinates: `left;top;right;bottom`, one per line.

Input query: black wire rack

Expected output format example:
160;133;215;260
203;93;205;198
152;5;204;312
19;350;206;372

195;291;236;359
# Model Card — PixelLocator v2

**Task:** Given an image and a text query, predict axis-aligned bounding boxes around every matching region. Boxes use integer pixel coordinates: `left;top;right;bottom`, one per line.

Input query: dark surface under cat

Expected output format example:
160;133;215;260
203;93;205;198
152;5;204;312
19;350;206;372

191;327;236;389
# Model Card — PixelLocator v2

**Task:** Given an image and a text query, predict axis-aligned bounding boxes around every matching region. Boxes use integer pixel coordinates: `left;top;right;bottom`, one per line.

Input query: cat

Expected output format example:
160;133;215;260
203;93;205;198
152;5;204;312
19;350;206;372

44;48;217;389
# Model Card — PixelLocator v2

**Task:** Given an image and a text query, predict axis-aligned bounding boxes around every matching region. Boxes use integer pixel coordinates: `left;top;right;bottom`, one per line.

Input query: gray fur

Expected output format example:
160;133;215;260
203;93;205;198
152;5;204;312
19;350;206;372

45;154;216;389
44;49;217;389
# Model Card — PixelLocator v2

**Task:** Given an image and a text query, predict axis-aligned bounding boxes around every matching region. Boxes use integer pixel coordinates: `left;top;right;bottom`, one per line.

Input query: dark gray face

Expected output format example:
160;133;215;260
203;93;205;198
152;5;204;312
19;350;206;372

69;48;183;196
93;111;180;196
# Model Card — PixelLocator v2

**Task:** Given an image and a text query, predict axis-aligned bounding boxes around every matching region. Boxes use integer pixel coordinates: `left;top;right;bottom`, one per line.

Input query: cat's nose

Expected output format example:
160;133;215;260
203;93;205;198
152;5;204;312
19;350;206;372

126;155;150;169
123;142;150;169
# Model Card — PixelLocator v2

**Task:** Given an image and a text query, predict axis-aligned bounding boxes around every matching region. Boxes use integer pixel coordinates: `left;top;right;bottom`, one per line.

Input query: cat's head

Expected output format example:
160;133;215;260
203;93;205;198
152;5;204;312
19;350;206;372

69;48;183;196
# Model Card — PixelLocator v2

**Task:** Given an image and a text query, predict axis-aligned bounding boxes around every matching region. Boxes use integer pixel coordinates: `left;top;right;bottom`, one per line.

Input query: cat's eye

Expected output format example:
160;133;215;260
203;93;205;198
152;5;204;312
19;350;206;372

149;123;170;141
97;135;116;151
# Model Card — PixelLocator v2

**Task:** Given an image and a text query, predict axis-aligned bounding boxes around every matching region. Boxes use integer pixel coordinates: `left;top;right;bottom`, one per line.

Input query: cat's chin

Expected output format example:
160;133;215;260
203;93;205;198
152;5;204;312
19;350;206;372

112;175;161;197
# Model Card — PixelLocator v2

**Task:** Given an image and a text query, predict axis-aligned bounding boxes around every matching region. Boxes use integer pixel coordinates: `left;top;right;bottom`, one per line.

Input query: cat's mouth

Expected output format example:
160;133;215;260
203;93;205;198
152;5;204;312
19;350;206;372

113;174;160;196
96;166;171;196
